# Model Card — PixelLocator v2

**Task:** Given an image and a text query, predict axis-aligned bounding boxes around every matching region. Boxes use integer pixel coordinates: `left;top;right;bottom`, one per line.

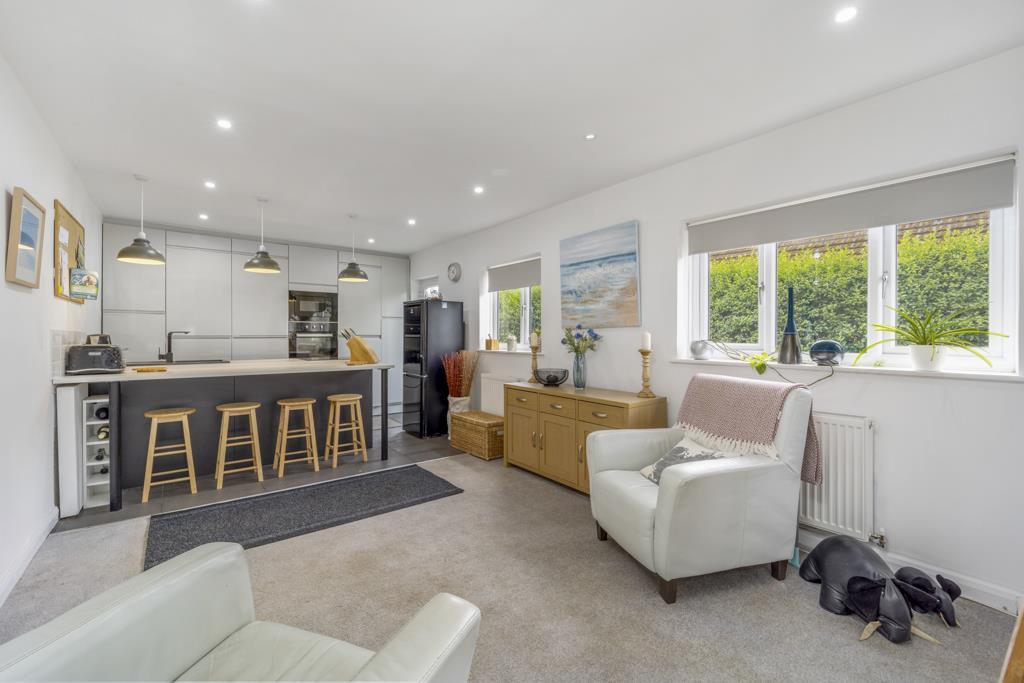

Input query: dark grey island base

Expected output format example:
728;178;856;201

86;367;389;511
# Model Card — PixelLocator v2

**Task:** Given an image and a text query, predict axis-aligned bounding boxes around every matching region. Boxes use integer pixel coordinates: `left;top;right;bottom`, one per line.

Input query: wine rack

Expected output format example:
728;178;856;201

82;395;111;509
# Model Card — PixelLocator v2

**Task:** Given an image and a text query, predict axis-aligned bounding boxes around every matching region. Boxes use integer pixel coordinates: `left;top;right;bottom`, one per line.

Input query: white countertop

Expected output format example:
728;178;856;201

53;359;394;385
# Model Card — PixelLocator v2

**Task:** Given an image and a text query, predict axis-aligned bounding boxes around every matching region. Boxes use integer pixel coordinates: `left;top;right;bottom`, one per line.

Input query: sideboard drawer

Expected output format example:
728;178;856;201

578;400;626;428
506;387;537;410
540;397;576;419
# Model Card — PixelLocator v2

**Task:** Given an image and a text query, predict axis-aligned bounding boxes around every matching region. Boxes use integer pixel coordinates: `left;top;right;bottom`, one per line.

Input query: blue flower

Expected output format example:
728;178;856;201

575;324;583;329
587;329;598;340
573;330;584;339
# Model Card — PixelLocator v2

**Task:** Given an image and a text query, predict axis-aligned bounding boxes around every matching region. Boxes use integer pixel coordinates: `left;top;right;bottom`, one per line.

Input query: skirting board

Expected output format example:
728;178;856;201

798;526;1021;617
0;505;58;608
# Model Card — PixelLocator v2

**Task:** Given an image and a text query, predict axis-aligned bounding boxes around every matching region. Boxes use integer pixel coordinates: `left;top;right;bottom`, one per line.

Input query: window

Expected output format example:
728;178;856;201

691;208;1015;370
491;285;541;348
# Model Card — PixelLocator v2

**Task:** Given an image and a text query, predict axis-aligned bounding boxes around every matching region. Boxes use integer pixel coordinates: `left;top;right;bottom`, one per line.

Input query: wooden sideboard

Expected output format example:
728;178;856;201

502;382;667;493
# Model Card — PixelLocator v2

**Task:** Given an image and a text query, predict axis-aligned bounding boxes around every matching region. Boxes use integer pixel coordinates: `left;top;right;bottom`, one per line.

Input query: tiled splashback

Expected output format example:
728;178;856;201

51;329;86;374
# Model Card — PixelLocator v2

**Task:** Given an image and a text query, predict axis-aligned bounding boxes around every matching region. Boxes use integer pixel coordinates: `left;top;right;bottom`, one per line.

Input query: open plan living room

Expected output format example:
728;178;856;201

1;1;1023;681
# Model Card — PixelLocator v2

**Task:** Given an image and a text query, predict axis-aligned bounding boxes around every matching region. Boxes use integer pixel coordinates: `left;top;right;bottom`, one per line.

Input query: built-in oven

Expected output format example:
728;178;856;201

289;290;338;359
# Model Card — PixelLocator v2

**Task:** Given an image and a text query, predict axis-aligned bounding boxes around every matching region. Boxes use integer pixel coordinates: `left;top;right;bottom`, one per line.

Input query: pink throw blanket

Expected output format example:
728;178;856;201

677;373;822;485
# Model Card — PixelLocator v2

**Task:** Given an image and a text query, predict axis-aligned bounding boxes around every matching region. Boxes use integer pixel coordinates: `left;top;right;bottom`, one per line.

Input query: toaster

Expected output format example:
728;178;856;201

65;345;125;375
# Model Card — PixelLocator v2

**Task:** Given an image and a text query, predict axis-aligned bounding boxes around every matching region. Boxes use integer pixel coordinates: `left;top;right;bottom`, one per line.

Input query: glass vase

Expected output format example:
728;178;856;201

572;353;587;389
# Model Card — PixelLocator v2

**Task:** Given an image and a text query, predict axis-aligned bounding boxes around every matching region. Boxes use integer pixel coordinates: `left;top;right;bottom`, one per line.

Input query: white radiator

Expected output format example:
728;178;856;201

799;412;875;541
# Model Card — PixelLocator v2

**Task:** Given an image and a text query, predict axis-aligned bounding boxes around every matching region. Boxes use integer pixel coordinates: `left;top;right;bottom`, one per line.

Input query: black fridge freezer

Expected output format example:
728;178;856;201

402;299;465;437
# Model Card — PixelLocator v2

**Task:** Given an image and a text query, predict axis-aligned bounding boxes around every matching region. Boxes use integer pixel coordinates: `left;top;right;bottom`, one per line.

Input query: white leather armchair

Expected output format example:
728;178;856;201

0;543;481;682
588;387;812;604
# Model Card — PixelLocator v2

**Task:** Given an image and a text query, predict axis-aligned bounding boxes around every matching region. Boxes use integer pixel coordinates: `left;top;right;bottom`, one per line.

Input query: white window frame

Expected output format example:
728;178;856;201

689;207;1017;372
490;285;538;351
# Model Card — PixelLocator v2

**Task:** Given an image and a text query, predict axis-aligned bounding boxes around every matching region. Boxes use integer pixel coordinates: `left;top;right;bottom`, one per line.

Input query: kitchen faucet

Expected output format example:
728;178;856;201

160;330;191;363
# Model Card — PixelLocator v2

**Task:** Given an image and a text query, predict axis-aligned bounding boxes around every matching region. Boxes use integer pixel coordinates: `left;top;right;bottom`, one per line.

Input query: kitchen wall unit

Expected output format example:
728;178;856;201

101;223;165;312
230;252;289;337
165;245;231;336
338;264;382;335
289;245;338;287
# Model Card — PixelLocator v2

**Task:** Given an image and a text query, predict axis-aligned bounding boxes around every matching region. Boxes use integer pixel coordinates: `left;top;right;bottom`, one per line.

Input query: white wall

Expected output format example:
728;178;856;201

0;53;102;604
412;47;1024;612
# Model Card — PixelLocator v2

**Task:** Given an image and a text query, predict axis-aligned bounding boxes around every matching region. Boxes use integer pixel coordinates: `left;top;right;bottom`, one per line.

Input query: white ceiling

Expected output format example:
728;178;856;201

1;1;1023;255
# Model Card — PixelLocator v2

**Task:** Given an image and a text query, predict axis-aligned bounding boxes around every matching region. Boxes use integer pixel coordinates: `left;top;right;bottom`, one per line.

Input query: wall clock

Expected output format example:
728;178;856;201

447;262;462;282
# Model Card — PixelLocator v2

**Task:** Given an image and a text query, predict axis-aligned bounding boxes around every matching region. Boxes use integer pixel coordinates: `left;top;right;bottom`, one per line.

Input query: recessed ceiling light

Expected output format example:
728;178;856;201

367;237;375;244
584;133;596;141
834;6;857;23
407;218;416;226
216;118;232;130
473;185;485;195
204;180;216;189
199;213;209;220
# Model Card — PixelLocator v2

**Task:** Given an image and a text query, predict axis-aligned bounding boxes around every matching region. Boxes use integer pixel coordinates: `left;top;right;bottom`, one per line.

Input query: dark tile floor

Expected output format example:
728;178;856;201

55;419;464;532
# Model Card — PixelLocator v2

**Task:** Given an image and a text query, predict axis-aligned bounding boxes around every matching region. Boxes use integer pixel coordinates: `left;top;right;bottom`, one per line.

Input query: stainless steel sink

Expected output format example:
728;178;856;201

126;359;230;366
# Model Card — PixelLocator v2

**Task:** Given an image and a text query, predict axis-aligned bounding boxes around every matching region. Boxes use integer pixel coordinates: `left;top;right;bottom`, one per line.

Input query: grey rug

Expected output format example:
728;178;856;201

144;465;462;568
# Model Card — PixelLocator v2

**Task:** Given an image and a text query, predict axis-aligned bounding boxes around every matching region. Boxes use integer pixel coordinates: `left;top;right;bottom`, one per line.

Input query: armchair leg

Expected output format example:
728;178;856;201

769;560;788;581
596;522;608;541
658;577;678;604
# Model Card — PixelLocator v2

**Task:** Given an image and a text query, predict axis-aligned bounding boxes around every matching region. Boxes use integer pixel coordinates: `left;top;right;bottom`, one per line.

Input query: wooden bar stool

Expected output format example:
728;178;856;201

324;393;368;468
214;401;264;489
273;397;319;477
142;407;198;503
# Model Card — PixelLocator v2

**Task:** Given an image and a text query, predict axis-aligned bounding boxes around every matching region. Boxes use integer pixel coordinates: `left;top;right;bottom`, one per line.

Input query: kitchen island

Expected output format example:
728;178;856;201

54;359;393;513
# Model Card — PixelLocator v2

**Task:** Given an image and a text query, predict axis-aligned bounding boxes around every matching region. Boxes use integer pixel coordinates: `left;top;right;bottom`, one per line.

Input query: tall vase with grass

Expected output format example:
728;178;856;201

853;307;1005;371
561;324;602;389
441;350;479;438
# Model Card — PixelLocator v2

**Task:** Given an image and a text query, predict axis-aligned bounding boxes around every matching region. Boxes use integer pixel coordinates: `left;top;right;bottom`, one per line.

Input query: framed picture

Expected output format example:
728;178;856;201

53;199;86;304
559;220;641;328
5;187;46;288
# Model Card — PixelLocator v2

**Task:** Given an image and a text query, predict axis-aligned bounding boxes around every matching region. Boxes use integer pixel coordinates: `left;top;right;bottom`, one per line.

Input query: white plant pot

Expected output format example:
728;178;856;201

908;344;946;371
447;395;471;440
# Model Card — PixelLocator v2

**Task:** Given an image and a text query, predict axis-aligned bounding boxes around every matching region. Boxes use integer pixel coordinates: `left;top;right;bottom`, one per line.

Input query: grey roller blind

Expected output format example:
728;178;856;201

487;258;541;292
687;157;1015;255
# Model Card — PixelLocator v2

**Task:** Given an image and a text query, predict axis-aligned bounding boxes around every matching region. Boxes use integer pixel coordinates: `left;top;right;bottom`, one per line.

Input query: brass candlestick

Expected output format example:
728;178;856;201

637;349;655;398
528;344;540;383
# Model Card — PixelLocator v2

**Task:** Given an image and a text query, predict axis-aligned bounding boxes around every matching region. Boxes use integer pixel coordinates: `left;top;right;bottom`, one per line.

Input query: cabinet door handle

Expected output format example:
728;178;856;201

539;433;544;450
577;444;583;463
531;432;536;447
592;411;609;419
516;397;528;403
550;403;563;410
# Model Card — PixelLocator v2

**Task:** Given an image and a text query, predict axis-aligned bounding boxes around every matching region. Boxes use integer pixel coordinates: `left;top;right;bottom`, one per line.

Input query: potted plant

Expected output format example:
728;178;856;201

561;324;602;389
441;350;479;438
853;307;1005;371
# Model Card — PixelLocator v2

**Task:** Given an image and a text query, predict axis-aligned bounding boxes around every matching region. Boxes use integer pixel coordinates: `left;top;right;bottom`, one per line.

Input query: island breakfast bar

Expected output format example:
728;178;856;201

54;359;393;514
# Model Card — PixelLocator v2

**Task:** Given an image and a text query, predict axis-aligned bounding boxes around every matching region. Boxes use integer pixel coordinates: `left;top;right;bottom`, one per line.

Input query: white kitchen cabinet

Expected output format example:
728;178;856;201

381;256;410;317
337;265;382;335
231;238;288;258
166;231;231;251
166;247;231;336
231;254;289;337
170;337;232;361
102;223;166;312
289;245;339;286
103;311;165;362
231;337;288;360
381;316;403;414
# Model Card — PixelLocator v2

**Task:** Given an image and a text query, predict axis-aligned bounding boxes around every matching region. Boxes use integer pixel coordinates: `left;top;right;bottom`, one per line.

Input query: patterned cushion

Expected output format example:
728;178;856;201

639;436;740;484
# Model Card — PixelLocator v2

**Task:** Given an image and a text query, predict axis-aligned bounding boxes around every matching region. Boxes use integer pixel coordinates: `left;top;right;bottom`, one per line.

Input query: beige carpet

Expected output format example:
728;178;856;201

1;455;1014;681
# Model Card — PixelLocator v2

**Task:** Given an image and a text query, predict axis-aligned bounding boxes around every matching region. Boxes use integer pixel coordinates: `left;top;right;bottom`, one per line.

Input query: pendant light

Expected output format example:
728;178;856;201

338;220;368;283
243;198;281;274
116;175;165;265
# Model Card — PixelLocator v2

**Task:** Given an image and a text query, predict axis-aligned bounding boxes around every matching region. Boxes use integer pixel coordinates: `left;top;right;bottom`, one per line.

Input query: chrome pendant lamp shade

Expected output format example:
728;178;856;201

244;198;281;274
338;231;368;283
117;175;165;265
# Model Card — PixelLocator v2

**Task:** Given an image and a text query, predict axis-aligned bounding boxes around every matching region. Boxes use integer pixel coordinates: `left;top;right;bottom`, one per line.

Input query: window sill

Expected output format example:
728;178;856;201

478;349;543;356
669;357;1024;384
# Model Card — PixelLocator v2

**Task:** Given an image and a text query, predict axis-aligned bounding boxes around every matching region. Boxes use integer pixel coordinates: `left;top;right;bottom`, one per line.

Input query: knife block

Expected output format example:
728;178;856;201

345;336;380;365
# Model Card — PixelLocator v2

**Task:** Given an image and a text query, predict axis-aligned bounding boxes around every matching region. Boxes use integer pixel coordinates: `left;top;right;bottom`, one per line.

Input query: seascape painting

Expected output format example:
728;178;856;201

560;220;640;328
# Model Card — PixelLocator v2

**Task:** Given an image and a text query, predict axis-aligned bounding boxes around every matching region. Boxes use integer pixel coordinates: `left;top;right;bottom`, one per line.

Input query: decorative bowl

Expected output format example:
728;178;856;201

534;368;568;386
809;339;845;366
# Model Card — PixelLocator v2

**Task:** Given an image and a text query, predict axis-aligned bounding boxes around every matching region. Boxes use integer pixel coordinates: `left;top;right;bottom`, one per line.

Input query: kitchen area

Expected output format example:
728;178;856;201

50;221;465;524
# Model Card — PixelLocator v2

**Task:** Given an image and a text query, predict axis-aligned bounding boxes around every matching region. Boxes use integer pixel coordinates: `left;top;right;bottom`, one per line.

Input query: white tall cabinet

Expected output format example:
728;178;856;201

102;223;167;362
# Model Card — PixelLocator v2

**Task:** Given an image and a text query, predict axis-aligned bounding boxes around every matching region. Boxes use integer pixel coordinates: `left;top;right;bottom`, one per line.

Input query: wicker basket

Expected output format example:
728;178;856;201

450;411;504;460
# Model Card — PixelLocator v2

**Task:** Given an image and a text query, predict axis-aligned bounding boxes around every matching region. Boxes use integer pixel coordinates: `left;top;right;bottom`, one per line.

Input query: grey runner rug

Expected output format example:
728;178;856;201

144;465;462;568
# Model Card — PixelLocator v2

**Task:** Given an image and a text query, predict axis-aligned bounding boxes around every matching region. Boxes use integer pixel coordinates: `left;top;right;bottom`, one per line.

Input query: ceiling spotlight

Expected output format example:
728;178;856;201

584;133;596;141
199;213;209;220
204;180;216;189
834;6;857;23
407;218;416;226
216;118;232;130
367;238;376;244
473;185;485;195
